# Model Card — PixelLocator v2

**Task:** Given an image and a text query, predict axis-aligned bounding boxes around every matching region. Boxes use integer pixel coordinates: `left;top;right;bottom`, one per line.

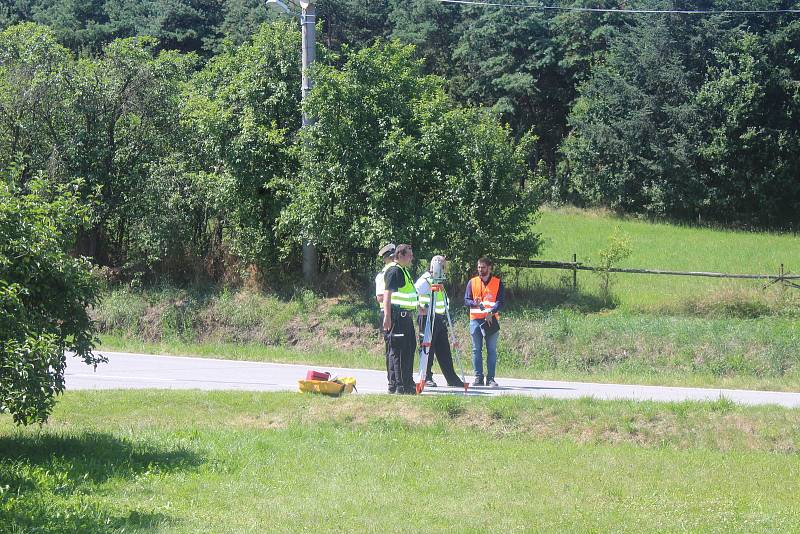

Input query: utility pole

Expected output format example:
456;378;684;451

266;0;318;283
299;0;317;283
300;1;315;126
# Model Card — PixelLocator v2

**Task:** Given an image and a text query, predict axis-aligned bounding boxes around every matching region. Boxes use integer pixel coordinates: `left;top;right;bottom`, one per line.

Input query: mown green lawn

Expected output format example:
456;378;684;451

532;206;800;310
2;391;799;533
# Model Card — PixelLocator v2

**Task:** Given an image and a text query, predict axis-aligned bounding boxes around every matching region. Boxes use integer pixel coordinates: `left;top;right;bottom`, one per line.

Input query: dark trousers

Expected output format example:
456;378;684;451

419;314;464;387
380;310;391;387
388;311;416;394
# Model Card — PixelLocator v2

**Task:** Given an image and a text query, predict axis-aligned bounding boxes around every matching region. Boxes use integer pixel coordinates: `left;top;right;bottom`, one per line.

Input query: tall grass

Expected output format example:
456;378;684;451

93;286;329;346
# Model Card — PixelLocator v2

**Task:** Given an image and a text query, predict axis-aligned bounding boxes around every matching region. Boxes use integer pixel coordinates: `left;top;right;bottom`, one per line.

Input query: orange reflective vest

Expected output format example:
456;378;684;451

469;276;501;320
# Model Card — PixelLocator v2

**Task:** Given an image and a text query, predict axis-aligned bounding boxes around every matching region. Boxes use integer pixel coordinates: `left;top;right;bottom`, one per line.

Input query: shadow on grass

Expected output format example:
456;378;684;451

3;506;169;534
0;432;202;533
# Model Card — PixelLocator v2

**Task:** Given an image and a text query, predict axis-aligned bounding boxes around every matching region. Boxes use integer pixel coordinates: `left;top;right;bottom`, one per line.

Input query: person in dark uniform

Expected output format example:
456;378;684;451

375;243;396;391
382;244;418;394
415;255;465;388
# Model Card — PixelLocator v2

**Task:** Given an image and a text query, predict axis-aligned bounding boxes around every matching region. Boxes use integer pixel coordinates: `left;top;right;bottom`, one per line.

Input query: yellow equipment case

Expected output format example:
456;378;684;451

298;376;356;396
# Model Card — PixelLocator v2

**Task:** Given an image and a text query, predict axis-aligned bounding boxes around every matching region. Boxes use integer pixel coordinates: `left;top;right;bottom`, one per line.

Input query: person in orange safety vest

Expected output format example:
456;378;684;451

464;256;505;387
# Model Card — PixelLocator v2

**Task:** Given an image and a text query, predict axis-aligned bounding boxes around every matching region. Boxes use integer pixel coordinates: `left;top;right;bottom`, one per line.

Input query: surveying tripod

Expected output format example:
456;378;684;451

416;267;470;395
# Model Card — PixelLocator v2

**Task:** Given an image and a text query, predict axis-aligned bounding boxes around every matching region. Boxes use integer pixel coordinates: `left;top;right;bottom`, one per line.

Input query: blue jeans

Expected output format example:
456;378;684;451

470;319;499;378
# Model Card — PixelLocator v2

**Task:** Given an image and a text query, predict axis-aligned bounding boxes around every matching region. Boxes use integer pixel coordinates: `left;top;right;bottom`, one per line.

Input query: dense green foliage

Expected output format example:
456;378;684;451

562;9;800;228
287;41;540;274
0;0;232;54
0;178;103;425
0;23;196;279
0;20;539;282
182;20;302;272
3;0;799;231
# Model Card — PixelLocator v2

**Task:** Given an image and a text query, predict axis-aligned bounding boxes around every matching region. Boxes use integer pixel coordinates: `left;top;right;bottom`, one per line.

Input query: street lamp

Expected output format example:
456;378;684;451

265;0;318;282
265;0;291;13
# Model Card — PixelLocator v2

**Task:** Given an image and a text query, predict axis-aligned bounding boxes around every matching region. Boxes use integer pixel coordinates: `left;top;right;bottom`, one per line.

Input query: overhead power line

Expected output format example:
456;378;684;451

438;0;800;15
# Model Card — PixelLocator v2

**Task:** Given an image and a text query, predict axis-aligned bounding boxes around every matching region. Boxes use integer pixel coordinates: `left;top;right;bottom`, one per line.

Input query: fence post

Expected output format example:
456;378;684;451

572;253;577;291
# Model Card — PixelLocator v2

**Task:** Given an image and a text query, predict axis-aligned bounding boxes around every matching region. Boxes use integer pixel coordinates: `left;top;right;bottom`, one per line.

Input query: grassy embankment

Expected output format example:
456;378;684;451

95;206;800;391
2;391;799;532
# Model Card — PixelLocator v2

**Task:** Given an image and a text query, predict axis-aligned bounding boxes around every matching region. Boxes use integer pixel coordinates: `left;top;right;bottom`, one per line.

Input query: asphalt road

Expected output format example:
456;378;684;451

65;351;800;408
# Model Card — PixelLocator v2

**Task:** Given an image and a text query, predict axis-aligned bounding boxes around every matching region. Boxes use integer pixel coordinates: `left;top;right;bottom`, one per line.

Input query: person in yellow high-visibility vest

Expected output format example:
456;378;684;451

415;256;465;388
382;244;418;394
375;243;396;392
464;256;505;387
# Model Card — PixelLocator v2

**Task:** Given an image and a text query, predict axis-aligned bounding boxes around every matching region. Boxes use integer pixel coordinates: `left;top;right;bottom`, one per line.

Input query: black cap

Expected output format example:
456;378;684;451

378;243;396;258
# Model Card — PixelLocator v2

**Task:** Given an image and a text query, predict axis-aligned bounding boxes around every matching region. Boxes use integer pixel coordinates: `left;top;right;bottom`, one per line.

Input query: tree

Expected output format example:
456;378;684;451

182;21;303;274
215;0;275;49
388;0;463;77
64;36;193;276
25;0;118;53
315;0;390;52
1;0;227;55
560;3;800;229
140;0;224;54
0;176;103;425
0;23;72;182
0;1;28;30
0;23;205;281
694;30;800;229
560;16;703;217
284;40;540;277
593;225;632;298
449;5;575;193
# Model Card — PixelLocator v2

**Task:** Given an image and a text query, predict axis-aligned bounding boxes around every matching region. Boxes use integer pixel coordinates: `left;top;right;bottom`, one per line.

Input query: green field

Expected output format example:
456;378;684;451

530;206;800;311
2;391;799;533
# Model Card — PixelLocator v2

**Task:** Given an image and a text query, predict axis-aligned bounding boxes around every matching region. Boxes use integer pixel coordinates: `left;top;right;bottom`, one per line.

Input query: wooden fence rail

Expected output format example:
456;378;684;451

499;258;800;289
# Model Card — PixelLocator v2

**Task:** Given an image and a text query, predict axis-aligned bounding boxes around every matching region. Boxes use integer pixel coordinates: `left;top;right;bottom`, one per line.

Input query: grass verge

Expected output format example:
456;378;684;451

98;333;800;392
97;297;800;392
1;391;799;532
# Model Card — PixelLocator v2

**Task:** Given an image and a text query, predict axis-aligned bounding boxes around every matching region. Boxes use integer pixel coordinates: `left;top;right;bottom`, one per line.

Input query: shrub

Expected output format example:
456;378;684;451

0;178;103;425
